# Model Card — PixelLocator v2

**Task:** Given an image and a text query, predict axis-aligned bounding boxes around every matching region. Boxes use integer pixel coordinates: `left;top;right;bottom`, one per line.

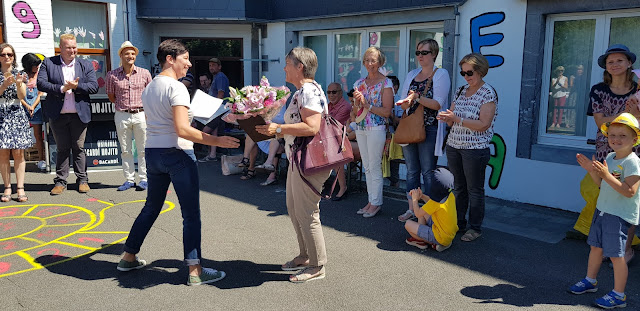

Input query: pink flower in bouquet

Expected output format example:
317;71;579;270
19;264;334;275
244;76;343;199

260;76;270;87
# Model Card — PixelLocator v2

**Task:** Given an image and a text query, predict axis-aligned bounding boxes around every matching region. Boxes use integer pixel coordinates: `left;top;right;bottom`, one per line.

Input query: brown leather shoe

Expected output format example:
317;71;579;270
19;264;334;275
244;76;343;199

78;183;90;193
50;185;65;195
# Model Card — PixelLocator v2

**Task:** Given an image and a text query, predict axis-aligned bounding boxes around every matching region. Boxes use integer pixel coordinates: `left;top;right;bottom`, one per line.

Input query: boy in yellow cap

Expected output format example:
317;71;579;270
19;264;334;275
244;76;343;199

571;112;640;309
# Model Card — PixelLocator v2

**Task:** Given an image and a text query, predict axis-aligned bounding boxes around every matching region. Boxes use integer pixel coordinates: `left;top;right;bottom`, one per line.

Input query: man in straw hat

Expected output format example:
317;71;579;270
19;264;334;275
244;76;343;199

573;113;640;309
106;41;152;191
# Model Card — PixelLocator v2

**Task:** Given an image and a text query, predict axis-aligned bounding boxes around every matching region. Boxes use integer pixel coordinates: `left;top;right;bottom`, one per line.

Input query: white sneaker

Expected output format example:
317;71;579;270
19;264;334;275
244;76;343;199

37;160;46;170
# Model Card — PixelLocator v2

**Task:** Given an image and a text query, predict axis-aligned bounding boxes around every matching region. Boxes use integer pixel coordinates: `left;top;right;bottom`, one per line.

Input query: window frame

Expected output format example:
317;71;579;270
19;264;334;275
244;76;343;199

300;22;444;91
53;0;111;75
537;10;640;149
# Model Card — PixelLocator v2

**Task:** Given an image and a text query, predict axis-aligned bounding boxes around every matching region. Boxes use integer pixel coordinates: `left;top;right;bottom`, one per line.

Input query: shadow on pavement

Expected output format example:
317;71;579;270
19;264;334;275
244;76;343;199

35;244;288;289
197;163;640;309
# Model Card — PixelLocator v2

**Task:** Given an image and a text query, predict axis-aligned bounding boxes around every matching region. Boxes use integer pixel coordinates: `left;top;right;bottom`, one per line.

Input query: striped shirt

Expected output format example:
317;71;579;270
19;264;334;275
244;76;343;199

106;65;152;111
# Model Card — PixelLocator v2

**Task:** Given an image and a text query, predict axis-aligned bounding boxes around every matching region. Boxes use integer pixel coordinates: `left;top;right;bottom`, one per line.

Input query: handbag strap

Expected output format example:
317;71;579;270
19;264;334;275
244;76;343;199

292;148;342;200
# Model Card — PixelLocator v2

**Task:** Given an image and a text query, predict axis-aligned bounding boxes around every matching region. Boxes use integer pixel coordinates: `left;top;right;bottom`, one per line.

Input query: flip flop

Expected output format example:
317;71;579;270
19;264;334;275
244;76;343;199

281;259;309;271
289;266;325;283
461;229;482;242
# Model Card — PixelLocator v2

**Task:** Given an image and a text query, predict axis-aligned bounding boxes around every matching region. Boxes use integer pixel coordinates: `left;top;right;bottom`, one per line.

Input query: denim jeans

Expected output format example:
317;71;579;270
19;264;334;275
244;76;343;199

402;125;438;197
445;145;490;233
124;148;202;266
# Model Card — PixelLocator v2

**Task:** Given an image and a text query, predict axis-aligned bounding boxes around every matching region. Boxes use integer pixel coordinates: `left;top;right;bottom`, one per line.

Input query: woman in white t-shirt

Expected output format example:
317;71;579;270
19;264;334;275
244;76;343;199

550;65;569;128
437;53;498;242
256;47;330;283
118;39;239;286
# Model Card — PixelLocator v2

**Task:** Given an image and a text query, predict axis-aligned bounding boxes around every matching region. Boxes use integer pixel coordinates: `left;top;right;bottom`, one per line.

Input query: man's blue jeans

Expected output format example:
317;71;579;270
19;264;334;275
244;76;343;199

402;125;438;197
445;145;490;233
124;148;202;266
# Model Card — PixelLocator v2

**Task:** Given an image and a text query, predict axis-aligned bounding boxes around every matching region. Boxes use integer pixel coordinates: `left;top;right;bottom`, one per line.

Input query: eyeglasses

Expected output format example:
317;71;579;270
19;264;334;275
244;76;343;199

415;50;432;56
0;53;14;58
460;70;475;77
363;59;378;64
327;90;340;94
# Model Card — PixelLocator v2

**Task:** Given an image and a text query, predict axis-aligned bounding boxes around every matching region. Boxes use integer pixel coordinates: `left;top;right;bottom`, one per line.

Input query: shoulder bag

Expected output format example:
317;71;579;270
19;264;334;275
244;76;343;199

394;68;438;144
291;83;354;199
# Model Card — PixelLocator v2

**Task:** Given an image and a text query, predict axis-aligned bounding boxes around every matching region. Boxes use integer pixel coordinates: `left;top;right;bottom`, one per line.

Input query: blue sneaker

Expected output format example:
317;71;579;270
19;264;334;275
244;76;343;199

136;180;148;191
595;291;626;309
568;278;598;294
117;181;135;191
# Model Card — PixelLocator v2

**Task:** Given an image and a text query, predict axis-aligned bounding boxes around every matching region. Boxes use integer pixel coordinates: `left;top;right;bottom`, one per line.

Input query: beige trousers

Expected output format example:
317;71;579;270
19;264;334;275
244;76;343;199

286;163;331;266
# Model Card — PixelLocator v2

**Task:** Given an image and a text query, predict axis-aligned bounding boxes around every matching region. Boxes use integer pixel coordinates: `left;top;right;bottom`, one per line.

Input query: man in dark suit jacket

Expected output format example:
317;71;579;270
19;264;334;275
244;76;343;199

37;34;98;195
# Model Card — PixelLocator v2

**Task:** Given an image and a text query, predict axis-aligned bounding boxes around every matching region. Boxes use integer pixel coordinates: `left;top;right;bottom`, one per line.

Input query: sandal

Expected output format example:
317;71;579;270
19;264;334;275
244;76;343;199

256;163;275;171
240;169;255;180
289;266;325;283
260;178;277;186
281;257;309;271
237;157;250;168
16;187;27;202
1;186;10;203
461;229;482;242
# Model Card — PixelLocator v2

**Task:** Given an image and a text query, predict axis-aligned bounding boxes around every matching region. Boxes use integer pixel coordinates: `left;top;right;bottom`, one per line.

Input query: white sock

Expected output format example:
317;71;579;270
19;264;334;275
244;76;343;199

585;277;597;284
612;290;624;297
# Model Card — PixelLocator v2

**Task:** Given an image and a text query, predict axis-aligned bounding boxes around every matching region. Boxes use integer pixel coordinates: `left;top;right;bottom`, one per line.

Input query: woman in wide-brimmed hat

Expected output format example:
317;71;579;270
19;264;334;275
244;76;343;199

590;43;638;265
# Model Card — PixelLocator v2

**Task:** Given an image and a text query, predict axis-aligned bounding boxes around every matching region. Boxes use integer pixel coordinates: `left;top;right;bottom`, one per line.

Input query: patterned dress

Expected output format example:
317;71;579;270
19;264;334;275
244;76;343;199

591;82;639;162
0;69;33;149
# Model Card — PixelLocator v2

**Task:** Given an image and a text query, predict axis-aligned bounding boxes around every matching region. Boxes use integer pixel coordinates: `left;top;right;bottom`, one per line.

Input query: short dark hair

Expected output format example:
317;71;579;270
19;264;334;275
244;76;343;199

199;72;212;81
388;75;399;88
157;39;188;67
21;53;42;75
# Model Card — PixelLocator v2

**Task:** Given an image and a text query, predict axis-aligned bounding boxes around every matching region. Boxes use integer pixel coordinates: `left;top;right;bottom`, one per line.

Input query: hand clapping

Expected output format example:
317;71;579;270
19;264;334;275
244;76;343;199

576;153;609;178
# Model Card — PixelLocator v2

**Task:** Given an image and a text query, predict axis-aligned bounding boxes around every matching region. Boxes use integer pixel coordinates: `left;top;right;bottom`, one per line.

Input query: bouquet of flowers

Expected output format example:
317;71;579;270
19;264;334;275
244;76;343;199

222;76;290;124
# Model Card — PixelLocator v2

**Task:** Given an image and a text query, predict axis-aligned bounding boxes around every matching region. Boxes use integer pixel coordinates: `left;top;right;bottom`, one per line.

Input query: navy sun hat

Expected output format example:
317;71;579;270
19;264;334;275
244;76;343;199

597;44;636;69
429;167;454;203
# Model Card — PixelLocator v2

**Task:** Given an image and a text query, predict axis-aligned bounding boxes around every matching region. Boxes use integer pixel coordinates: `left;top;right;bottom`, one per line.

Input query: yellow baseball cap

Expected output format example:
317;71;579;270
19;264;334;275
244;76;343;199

601;112;640;146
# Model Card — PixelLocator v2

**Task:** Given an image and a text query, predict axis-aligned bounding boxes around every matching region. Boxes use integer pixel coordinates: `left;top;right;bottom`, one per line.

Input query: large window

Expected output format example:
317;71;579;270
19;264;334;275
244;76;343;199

302;24;444;96
52;0;110;95
539;12;640;148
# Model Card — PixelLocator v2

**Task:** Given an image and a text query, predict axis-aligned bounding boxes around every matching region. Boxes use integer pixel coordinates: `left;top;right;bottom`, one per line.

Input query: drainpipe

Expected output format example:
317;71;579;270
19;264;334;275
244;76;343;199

123;0;130;41
452;4;461;95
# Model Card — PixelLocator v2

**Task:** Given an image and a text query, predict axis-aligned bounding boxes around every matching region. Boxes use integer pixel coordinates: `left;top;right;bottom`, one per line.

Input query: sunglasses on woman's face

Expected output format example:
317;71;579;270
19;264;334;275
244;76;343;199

415;50;432;56
460;70;475;77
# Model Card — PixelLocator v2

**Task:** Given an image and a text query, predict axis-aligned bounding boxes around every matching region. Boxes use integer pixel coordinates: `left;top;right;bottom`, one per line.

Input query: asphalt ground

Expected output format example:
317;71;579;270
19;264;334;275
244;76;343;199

0;161;638;310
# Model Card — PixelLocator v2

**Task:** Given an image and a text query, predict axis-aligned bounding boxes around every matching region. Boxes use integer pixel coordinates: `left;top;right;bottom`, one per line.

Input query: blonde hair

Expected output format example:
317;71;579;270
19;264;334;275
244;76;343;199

417;39;439;60
59;33;76;46
363;46;386;67
286;47;318;79
459;53;489;77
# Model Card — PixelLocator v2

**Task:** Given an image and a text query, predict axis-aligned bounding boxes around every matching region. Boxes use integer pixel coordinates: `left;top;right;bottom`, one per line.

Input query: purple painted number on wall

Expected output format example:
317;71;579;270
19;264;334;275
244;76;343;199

12;1;41;39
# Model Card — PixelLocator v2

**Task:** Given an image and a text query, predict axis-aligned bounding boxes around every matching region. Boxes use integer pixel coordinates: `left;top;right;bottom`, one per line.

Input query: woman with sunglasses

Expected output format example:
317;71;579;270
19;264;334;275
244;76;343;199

396;39;451;223
351;46;394;218
0;43;30;202
437;53;497;242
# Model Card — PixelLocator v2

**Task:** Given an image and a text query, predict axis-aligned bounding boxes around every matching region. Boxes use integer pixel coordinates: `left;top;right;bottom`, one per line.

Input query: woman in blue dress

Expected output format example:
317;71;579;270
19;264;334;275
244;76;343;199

20;53;45;170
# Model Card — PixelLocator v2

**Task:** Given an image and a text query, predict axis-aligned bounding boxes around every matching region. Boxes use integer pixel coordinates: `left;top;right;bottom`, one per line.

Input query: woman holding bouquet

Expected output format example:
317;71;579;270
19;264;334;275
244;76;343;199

118;39;240;286
256;47;330;283
351;47;394;218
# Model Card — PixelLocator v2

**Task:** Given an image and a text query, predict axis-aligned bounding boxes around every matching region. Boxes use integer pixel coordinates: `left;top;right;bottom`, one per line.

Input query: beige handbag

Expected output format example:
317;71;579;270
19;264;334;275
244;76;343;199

221;154;244;176
393;69;438;145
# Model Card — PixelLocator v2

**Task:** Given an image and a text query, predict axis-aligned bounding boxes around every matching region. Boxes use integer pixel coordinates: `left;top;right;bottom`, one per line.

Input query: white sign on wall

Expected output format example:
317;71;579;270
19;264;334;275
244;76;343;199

3;0;55;68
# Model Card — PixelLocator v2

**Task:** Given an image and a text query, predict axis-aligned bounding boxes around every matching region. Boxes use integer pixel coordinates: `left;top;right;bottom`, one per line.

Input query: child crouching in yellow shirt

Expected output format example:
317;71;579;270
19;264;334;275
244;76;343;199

405;167;457;252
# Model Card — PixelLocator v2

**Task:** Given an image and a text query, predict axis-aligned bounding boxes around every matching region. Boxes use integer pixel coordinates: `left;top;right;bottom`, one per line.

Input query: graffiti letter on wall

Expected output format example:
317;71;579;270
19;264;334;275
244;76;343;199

12;1;41;39
488;134;506;190
470;12;505;68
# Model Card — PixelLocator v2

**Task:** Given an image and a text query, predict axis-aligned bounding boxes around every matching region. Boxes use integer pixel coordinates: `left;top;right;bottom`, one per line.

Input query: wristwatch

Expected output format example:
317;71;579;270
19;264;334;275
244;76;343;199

276;125;282;135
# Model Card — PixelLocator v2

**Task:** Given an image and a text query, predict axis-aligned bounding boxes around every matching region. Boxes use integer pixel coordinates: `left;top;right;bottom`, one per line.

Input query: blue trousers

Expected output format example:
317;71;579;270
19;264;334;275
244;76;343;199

124;148;203;265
